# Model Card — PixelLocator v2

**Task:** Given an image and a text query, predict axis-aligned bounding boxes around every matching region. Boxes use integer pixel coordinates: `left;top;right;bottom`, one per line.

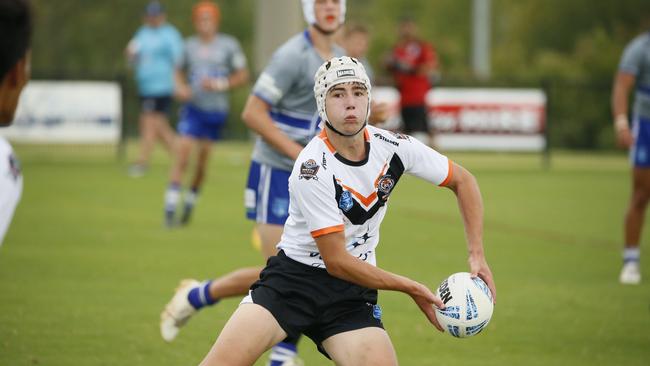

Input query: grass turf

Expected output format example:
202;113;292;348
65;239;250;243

0;142;648;365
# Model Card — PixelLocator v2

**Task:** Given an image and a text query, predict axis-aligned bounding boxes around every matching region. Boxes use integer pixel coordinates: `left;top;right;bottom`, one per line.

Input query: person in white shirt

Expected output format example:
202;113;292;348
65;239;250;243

0;0;31;246
196;56;496;366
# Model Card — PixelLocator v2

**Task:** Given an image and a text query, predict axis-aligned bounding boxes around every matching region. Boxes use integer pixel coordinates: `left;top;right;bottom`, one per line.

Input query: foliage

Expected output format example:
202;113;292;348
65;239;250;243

27;0;650;148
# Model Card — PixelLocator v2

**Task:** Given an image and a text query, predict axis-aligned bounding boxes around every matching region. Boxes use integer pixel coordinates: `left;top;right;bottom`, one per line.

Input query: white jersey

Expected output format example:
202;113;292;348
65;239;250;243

278;125;452;268
0;136;22;246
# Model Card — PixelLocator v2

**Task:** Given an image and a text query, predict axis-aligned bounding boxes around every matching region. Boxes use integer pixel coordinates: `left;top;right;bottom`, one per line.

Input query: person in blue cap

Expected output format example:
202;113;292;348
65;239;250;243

126;1;183;177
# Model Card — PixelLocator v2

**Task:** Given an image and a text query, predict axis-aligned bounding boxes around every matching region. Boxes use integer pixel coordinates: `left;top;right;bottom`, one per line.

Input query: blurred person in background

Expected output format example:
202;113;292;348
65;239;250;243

385;16;439;145
612;28;650;285
338;23;388;125
162;1;249;227
126;1;183;178
0;0;31;246
160;1;348;364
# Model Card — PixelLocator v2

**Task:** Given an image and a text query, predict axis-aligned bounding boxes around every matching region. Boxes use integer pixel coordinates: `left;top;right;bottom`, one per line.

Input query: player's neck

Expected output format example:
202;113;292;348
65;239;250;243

199;33;216;43
309;26;336;60
326;128;367;162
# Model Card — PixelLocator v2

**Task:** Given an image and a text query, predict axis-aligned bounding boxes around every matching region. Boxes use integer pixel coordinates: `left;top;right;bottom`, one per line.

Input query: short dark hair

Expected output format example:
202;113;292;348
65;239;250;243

344;23;369;38
0;0;33;78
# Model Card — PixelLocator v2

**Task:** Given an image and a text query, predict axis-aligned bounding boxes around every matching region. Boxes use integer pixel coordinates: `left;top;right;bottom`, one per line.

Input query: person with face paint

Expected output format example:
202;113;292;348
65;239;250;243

162;1;249;227
161;1;346;364
194;56;495;366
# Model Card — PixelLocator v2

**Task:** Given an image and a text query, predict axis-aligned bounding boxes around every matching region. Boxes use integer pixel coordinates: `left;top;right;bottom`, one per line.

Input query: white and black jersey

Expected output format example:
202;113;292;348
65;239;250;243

278;125;452;268
0;136;22;246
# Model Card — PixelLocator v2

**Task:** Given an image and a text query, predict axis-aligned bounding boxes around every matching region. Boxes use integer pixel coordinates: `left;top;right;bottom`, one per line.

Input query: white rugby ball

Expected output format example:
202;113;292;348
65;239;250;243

434;272;494;338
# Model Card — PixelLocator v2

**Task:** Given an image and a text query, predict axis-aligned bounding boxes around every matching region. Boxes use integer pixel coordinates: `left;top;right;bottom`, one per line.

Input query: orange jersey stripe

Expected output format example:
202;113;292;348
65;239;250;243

318;129;336;153
311;224;345;238
439;159;454;187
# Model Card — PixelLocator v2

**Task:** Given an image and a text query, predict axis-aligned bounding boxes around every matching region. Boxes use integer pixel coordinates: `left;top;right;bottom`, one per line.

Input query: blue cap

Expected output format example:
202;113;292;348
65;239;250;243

145;1;164;16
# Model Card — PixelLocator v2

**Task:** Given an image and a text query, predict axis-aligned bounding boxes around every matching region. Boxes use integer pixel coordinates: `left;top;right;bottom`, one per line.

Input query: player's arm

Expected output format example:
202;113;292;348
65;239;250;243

611;72;635;148
174;69;192;102
315;231;445;331
241;95;304;160
443;162;496;303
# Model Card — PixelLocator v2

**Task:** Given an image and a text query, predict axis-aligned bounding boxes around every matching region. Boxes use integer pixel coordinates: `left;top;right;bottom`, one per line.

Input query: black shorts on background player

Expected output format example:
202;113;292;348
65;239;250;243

140;95;173;115
248;250;384;357
401;105;429;134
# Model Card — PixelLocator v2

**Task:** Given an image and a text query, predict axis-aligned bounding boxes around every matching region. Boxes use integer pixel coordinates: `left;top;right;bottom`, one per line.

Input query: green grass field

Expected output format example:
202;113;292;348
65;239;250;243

1;142;649;365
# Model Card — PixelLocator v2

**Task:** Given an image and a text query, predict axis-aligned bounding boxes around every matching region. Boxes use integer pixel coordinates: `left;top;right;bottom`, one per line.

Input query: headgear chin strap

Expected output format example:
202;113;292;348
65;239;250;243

325;120;367;137
313;56;372;138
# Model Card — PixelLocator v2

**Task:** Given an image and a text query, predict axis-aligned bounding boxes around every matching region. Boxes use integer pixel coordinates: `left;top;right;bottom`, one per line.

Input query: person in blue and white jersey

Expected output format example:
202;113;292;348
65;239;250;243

126;1;183;177
0;0;31;247
163;1;249;227
612;29;650;284
195;56;496;366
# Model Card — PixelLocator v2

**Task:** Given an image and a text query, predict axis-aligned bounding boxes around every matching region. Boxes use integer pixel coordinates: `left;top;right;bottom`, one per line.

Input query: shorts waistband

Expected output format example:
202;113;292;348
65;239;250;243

276;250;328;273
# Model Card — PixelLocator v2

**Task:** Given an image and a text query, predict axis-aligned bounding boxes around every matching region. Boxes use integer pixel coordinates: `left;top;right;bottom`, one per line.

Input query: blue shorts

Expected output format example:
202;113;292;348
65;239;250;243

177;104;228;141
632;116;650;167
245;161;291;225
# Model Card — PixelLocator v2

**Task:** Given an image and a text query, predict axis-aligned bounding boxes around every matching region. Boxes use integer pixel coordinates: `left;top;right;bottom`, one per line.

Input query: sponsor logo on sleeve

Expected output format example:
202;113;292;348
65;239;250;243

389;131;410;141
299;159;320;180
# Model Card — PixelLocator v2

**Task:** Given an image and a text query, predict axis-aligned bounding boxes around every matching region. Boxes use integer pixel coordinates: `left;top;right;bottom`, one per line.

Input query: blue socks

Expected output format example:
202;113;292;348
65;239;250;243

187;280;219;310
268;342;298;366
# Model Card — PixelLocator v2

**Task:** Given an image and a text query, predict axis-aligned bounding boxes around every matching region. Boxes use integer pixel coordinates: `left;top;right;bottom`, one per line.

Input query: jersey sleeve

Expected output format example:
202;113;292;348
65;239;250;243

228;38;248;71
289;157;344;238
252;44;301;106
398;135;452;186
619;36;646;76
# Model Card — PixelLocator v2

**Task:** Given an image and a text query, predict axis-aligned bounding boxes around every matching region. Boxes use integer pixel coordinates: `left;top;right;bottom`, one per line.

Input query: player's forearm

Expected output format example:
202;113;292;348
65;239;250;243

451;166;485;256
241;96;304;160
325;253;417;294
227;69;249;89
612;73;635;120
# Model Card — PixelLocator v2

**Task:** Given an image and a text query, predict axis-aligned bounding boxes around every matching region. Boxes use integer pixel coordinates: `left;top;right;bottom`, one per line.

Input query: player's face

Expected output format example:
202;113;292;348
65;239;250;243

194;13;218;37
145;14;165;27
325;82;369;135
0;51;31;126
345;32;369;59
314;0;342;33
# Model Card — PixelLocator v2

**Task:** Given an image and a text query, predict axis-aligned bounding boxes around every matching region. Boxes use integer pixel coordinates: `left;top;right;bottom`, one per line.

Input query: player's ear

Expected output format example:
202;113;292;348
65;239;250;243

6;53;30;89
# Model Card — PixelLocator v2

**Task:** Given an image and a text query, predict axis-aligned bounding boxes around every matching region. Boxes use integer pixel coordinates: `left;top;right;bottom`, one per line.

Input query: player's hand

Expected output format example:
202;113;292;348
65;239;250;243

174;84;192;102
468;253;496;304
202;77;229;92
616;127;633;149
408;281;445;332
369;101;389;125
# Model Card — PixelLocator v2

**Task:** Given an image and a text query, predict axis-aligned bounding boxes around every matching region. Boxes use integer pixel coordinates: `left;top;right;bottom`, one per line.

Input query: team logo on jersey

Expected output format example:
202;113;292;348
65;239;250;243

339;190;353;212
8;153;21;182
389;131;410;141
336;69;356;78
377;175;395;200
299;159;320;180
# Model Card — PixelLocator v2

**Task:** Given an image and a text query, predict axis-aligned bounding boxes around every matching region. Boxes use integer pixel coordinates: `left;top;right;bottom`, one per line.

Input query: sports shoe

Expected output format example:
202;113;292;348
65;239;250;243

160;279;200;342
619;262;641;285
180;204;193;226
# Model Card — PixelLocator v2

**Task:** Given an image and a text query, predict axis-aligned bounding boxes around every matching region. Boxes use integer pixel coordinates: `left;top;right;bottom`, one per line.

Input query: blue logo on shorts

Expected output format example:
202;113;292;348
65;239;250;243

372;304;382;320
339;190;353;212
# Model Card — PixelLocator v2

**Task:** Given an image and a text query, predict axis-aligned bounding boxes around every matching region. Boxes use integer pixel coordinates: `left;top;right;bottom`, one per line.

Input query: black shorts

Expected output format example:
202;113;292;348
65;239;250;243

249;250;384;358
401;105;429;134
139;95;172;115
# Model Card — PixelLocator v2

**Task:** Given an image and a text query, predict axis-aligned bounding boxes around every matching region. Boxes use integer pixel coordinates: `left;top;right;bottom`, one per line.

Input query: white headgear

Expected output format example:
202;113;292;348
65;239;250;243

314;56;372;130
301;0;346;26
